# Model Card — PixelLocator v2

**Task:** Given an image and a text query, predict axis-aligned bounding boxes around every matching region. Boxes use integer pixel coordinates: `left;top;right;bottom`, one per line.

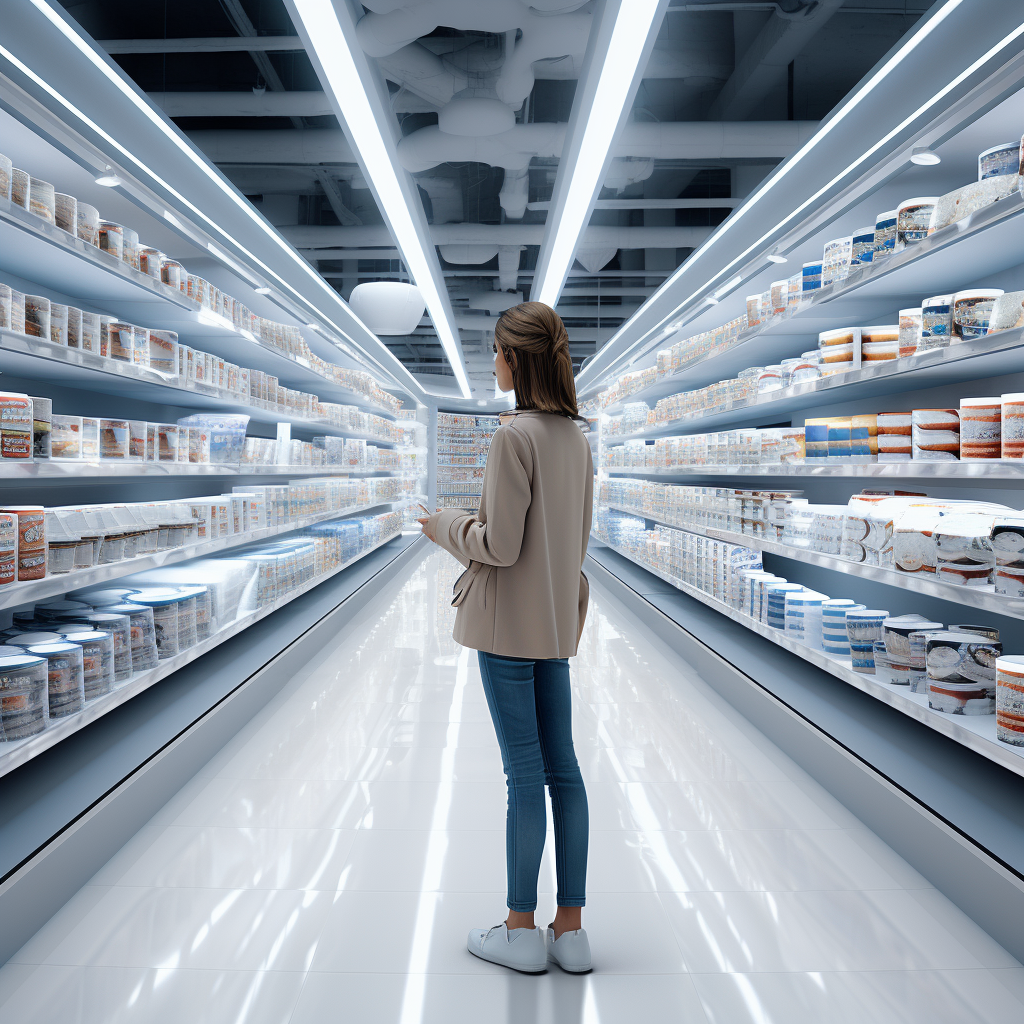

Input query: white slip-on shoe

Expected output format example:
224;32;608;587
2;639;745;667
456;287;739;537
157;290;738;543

467;923;547;973
546;927;592;973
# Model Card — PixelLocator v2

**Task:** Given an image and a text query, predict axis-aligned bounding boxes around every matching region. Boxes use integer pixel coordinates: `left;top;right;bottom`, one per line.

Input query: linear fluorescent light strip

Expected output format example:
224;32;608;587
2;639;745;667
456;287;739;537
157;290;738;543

24;0;421;393
578;0;970;386
288;0;471;399
534;0;663;308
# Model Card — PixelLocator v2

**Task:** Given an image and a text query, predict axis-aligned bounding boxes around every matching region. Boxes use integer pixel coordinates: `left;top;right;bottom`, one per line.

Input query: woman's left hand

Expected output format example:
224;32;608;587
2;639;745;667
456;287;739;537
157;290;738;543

418;517;437;543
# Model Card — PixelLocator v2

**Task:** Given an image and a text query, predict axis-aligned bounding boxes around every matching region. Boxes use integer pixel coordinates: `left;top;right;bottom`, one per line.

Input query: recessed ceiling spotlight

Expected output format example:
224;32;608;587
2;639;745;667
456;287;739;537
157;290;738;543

910;146;941;165
705;295;720;305
766;250;788;264
476;399;488;407
94;166;122;187
254;286;272;295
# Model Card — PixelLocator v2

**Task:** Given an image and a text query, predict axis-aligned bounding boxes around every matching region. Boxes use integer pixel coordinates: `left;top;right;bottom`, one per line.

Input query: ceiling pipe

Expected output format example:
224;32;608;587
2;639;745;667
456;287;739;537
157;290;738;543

707;0;846;120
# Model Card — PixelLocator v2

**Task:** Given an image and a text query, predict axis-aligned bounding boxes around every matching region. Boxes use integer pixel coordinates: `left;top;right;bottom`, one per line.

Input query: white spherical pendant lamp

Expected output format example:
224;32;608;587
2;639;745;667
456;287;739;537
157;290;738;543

348;282;426;335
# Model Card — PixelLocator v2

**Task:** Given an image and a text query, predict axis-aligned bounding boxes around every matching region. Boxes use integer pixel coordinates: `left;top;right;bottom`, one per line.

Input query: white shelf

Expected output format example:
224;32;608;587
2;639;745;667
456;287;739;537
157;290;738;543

598;191;1024;411
0;461;408;480
604;327;1024;441
0;198;398;418
593;537;1024;779
602;501;1024;620
603;461;1024;480
0;330;399;445
0;527;412;777
0;498;402;612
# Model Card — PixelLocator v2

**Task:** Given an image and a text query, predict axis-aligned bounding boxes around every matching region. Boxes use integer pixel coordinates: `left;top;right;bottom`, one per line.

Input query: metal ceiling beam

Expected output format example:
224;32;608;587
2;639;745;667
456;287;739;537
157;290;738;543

283;223;713;249
707;0;846;121
528;197;742;210
98;36;305;53
312;167;362;225
183;121;817;160
151;91;334;117
217;0;303;131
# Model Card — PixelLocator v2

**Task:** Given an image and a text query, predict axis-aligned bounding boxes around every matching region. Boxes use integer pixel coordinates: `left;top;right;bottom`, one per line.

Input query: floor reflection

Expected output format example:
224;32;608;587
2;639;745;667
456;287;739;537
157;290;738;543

0;549;1020;1024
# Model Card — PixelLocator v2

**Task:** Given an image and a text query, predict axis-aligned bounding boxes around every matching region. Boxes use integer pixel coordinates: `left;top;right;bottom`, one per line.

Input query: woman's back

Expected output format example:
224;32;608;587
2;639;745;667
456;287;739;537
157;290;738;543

438;410;593;660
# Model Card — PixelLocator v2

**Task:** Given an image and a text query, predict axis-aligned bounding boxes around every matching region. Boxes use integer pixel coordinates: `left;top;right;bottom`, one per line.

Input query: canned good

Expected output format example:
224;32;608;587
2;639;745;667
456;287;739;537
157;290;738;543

61;629;114;700
0;506;45;580
0;653;48;739
104;602;158;672
76;203;100;246
24;641;85;718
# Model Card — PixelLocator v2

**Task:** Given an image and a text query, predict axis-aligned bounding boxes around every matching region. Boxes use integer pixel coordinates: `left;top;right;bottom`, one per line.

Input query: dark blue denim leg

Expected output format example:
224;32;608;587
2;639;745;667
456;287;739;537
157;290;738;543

533;659;589;907
477;651;548;913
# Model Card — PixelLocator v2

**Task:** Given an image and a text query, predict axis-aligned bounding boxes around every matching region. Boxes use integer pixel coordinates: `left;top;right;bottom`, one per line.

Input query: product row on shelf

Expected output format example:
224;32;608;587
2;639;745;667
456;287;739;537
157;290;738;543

0;321;402;444
600;394;1024;469
593;508;1023;750
0;390;414;472
435;412;499;510
0;476;404;591
598;478;1024;596
602;289;1024;445
593;136;1024;412
0;508;404;746
0;150;400;416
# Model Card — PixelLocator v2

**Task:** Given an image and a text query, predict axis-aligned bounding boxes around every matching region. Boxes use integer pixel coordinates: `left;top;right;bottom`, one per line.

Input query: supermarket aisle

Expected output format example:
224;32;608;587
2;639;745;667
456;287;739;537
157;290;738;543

0;548;1022;1024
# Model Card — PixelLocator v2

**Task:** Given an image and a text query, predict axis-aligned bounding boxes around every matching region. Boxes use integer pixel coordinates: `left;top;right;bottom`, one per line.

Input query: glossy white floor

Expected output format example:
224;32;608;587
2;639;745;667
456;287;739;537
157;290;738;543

1;547;1022;1023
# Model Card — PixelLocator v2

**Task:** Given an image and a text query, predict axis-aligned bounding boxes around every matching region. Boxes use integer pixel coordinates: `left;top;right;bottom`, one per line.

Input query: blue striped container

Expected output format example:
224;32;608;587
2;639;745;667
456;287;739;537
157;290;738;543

785;590;827;647
851;641;877;673
766;583;803;630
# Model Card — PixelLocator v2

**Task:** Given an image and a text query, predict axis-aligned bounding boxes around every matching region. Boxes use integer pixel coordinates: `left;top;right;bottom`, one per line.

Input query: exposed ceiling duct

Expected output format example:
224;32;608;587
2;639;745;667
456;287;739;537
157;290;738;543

708;0;846;120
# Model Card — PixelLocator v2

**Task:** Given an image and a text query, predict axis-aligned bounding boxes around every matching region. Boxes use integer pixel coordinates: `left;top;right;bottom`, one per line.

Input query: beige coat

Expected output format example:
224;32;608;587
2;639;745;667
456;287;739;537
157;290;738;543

428;410;594;659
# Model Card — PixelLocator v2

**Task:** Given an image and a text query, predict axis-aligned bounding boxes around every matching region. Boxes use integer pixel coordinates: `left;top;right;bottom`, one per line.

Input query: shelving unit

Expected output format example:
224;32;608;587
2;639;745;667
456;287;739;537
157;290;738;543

0;522;406;778
0;498;405;612
602;501;1024;618
434;413;499;511
604;462;1024;479
603;326;1024;442
593;537;1024;780
0;196;398;416
0;330;399;442
0;462;406;480
599;191;1024;414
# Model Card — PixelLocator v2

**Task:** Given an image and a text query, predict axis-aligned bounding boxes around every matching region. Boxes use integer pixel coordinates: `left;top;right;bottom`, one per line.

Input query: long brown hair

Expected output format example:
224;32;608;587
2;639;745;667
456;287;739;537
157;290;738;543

494;301;578;417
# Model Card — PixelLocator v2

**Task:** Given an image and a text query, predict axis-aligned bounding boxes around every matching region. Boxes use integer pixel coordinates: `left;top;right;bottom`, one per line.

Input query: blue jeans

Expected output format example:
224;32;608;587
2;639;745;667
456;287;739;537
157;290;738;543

477;651;589;912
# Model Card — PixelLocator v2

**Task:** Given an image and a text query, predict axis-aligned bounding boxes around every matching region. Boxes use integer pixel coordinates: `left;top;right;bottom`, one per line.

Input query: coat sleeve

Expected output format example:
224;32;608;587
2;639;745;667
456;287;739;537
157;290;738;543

427;425;533;568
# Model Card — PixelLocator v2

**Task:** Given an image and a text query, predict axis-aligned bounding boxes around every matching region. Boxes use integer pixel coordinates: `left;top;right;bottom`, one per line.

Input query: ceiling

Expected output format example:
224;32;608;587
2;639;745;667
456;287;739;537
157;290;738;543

61;0;931;398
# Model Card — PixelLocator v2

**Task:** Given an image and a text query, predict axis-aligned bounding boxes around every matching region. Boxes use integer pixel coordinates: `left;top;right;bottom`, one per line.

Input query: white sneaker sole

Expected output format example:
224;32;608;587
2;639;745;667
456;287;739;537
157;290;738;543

468;943;547;973
547;951;592;973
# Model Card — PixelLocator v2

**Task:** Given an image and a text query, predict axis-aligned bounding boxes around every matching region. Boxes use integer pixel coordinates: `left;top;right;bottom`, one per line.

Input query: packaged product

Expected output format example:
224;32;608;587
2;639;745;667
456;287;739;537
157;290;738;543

0;506;45;580
0;392;32;459
996;656;1024;745
30;396;51;459
10;168;29;209
959;397;1001;460
148;329;178;376
81;417;99;459
978;141;1019;179
895;197;938;249
0;653;49;740
0;512;16;587
990;290;1024;333
951;289;1002;341
99;419;129;459
51;415;82;459
54;192;77;233
0;152;10;200
76;203;100;247
98;221;124;260
49;302;68;345
23;295;50;340
28;177;55;224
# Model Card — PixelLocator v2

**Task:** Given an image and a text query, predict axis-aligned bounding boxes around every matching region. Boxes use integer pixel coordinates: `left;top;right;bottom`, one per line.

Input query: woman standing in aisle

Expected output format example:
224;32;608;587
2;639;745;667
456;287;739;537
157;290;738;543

419;301;594;974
